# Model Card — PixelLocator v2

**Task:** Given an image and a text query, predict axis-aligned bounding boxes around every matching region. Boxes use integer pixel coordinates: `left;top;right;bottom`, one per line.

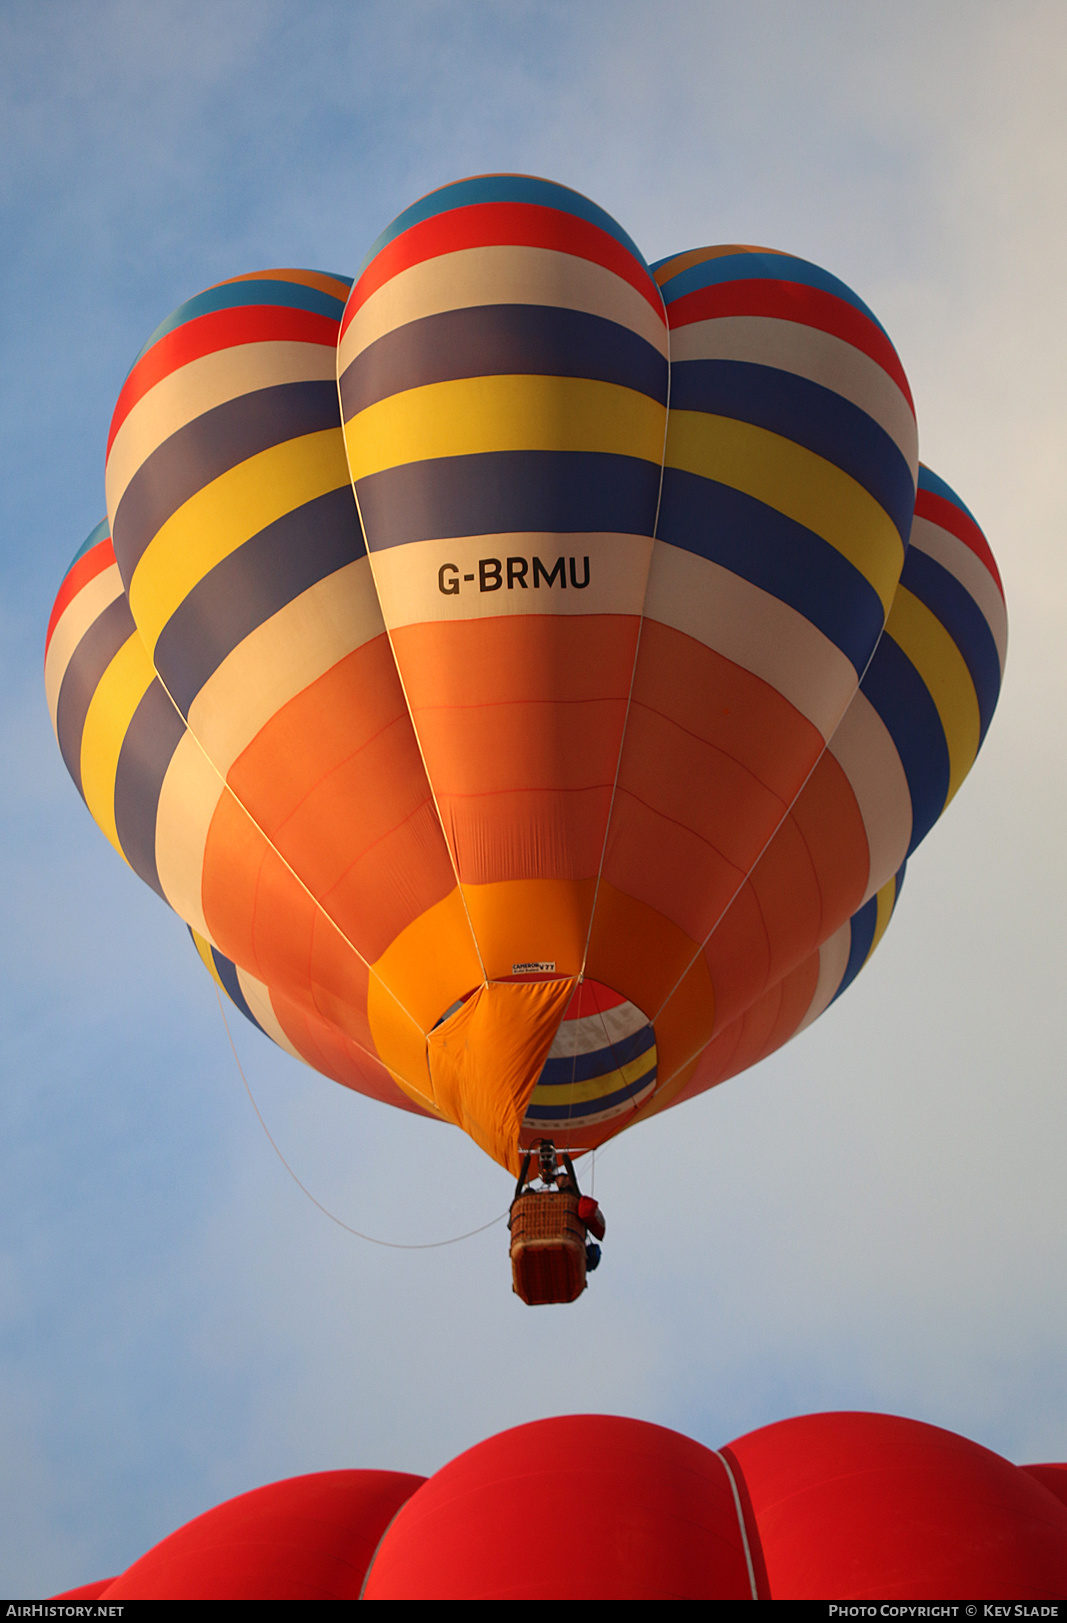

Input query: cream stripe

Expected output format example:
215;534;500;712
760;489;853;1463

45;562;125;729
185;556;387;776
106;340;338;515
79;634;155;856
669;313;918;477
665;411;904;613
234;966;307;1063
910;515;1008;676
887;585;981;802
545;1001;649;1057
128;428;351;654
154;729;226;941
643;540;858;739
368;533;652;629
827;688;912;903
344;374;665;481
339;243;669;373
794;922;852;1034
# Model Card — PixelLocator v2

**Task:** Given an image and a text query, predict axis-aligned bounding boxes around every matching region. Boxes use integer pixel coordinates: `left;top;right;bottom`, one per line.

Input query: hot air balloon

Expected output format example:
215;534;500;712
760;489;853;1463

45;177;1007;1298
51;1411;1067;1599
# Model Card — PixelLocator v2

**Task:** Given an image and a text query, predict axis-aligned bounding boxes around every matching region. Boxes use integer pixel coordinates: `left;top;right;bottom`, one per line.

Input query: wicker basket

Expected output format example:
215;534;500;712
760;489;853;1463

509;1189;587;1305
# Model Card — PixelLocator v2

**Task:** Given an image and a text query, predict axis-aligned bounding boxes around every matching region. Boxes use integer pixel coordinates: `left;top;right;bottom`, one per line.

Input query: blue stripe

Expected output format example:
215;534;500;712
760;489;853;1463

656;467;886;675
209;944;266;1036
831;896;879;1004
131;278;348;366
69;519;110;569
359;174;651;274
918;463;980;529
651;250;887;336
536;1023;656;1088
524;1065;658;1122
669;359;915;547
356;450;662;549
860;633;950;852
339;303;668;419
902;546;1002;741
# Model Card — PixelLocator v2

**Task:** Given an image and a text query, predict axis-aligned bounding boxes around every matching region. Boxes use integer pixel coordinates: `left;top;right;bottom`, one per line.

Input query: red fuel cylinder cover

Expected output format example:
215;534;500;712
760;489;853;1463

578;1196;606;1240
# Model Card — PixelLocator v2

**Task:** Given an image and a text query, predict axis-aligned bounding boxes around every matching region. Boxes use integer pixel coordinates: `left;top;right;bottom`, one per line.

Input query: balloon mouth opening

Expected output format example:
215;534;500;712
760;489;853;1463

429;978;659;1146
517;979;659;1139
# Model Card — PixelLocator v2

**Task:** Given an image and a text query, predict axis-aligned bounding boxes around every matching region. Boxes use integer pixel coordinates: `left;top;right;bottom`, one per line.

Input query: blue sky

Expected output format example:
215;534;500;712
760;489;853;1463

3;0;1066;1595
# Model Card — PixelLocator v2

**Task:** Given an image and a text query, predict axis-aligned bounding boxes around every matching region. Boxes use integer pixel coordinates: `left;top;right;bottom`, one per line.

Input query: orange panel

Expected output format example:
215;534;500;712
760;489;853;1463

323;802;460;964
629;620;824;804
412;695;627;796
462;876;596;981
202;792;378;1054
446;787;612;885
601;790;746;943
267;984;429;1113
616;701;789;864
226;639;454;957
392;615;640;708
700;884;772;1034
744;816;823;989
228;637;411;833
649;950;719;1085
720;986;785;1080
584;881;708;1019
392;615;638;887
669;1019;747;1108
788;750;870;934
753;952;821;1062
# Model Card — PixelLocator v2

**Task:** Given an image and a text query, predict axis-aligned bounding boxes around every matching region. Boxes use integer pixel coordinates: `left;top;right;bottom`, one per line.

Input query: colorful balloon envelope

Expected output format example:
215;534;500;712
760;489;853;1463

46;176;1007;1178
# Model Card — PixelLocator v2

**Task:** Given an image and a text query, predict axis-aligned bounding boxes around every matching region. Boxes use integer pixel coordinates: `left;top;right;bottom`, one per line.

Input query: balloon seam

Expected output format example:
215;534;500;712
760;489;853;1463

711;1448;760;1600
578;277;672;982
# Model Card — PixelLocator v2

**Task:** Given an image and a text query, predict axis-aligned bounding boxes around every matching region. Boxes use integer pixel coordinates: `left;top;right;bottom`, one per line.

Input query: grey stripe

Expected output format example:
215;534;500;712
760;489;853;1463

113;680;187;897
55;594;136;797
152;485;364;715
111;380;342;582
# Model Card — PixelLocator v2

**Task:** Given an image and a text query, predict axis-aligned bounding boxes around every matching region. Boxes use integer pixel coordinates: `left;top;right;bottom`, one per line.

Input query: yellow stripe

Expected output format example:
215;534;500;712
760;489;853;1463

664;410;903;614
865;874;898;964
79;632;155;858
527;1039;657;1107
885;585;981;803
190;926;226;992
128;429;351;654
343;374;666;481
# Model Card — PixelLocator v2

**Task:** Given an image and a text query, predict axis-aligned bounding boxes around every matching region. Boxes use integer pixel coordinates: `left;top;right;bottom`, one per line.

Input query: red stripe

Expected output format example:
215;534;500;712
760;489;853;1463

564;979;629;1020
107;306;340;455
914;488;1004;597
665;280;914;409
341;201;666;337
45;538;117;658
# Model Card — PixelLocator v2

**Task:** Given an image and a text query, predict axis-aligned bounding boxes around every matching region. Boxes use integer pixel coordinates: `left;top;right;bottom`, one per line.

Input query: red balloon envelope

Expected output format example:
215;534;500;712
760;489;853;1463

361;1414;766;1599
52;1412;1067;1600
723;1411;1067;1601
95;1469;423;1601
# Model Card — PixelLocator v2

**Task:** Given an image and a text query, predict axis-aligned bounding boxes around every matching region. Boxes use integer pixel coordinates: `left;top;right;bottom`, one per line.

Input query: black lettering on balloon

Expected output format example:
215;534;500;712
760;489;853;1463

569;556;590;589
479;558;503;591
533;556;566;589
438;562;460;596
507;557;529;589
